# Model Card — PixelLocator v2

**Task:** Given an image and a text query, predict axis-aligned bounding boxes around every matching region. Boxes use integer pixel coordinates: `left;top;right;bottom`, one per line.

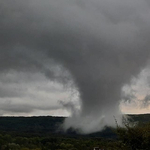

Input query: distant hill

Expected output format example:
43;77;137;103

0;114;150;138
128;114;150;124
0;116;64;137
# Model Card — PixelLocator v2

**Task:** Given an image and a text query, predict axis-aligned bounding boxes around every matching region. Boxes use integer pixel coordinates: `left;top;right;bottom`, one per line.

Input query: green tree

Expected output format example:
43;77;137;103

116;122;150;150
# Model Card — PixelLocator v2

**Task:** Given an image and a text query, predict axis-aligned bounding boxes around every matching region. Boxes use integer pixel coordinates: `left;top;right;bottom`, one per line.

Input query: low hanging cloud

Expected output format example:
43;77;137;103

120;68;150;114
1;0;150;133
142;95;150;108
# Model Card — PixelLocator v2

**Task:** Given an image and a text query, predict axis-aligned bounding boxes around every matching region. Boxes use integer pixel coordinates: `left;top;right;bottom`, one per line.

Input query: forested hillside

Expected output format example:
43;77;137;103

0;116;64;136
0;114;150;150
0;114;150;137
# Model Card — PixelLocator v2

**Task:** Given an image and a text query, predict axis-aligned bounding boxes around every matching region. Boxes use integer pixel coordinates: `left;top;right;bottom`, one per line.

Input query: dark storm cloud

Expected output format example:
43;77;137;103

1;0;150;133
0;102;60;113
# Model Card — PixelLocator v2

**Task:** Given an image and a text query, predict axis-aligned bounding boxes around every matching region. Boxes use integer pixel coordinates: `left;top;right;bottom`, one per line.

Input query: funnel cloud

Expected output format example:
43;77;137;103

1;0;150;133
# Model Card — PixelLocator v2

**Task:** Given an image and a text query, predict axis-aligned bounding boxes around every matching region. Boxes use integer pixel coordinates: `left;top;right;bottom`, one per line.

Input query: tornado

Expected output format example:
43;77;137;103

1;0;150;133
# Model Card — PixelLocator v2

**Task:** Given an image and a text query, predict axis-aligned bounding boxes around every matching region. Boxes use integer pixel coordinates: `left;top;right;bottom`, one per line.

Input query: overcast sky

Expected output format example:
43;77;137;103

1;0;150;133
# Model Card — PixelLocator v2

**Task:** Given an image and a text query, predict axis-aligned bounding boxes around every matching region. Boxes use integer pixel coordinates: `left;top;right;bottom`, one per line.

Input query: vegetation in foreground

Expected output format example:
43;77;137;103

0;114;150;150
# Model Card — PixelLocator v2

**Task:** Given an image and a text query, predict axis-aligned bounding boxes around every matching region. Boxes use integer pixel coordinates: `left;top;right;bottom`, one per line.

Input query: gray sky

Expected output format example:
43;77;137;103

1;0;150;133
